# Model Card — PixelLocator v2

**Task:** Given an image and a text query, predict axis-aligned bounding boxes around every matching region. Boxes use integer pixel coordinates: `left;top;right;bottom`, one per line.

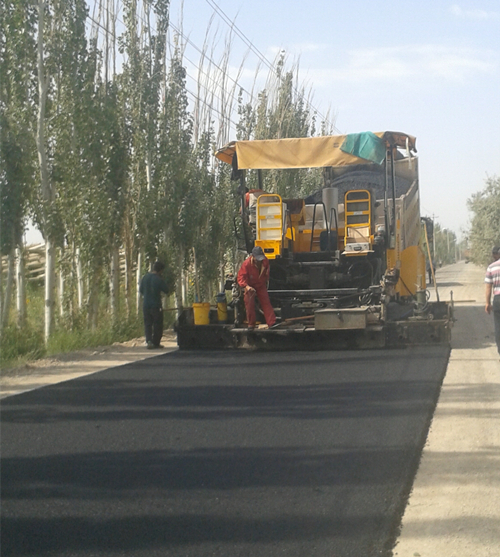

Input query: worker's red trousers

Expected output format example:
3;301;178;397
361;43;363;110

244;286;276;327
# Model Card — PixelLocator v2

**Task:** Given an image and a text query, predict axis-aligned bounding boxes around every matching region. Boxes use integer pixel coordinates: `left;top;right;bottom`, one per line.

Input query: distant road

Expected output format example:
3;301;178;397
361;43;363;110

2;344;449;557
429;260;483;304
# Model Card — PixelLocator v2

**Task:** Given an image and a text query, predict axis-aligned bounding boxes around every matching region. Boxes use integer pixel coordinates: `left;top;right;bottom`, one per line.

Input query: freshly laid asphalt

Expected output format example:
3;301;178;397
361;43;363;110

1;346;450;557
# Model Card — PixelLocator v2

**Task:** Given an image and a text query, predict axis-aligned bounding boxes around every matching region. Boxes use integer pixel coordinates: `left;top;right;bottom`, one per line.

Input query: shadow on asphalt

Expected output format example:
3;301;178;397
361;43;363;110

0;378;448;423
1;445;442;495
1;350;447;425
1;512;390;555
451;305;495;350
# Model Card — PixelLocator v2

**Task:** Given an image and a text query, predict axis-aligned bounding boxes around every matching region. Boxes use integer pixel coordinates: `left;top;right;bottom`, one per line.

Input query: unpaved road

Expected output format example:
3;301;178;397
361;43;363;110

395;261;500;557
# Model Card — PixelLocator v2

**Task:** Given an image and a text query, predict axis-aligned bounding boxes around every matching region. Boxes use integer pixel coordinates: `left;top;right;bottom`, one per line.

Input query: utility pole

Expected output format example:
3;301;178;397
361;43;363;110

443;228;450;262
431;214;437;258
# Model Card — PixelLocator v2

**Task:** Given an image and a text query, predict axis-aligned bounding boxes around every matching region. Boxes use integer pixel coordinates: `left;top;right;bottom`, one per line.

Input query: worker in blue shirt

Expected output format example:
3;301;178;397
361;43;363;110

139;260;170;349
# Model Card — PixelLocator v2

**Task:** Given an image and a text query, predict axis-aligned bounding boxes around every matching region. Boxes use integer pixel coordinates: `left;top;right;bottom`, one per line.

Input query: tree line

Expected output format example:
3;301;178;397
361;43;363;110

467;176;500;266
4;0;494;349
0;0;331;342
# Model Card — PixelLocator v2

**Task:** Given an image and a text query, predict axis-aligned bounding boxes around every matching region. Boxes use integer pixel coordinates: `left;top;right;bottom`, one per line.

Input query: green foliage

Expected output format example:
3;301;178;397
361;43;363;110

0;323;46;365
429;223;458;266
234;53;321;200
467;176;500;266
2;1;335;346
1;282;42;365
0;0;37;253
0;289;143;369
0;114;31;252
158;45;195;268
46;314;143;355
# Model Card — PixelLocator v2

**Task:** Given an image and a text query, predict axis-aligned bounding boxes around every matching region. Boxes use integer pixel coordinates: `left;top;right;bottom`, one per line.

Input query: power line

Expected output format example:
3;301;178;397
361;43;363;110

86;12;242;132
204;0;274;72
204;0;340;132
87;2;334;137
94;0;336;131
168;20;258;103
89;2;258;108
88;6;247;119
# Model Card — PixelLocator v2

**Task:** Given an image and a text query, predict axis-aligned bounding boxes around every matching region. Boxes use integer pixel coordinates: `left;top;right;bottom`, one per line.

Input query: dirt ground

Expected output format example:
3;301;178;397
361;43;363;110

0;331;178;399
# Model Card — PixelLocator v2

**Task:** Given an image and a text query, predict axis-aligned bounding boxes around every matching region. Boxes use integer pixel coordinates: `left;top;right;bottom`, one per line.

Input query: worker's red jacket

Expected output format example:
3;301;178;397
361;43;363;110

237;256;270;290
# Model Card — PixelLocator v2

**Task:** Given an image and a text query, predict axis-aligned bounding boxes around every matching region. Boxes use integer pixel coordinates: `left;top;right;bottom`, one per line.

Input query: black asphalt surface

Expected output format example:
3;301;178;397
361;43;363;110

1;346;449;557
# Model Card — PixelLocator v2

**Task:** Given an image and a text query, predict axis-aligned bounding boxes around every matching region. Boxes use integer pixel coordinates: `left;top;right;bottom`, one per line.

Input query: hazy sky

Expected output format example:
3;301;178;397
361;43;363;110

173;0;500;240
25;1;500;244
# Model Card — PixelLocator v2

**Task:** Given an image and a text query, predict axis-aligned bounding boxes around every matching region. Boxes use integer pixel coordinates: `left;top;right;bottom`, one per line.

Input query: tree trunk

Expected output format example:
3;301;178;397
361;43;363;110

75;247;84;309
44;239;56;341
176;247;184;319
0;254;3;331
125;249;131;319
36;0;55;343
87;269;101;331
58;248;64;318
36;0;49;197
124;250;131;318
181;269;186;308
16;246;27;328
2;248;16;330
110;243;120;322
193;247;201;302
219;261;225;293
123;222;133;317
136;248;144;315
207;280;213;306
175;278;183;320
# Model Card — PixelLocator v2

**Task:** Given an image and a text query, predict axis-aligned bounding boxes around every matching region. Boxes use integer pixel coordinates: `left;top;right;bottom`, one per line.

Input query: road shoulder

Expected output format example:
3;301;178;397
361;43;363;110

395;262;500;557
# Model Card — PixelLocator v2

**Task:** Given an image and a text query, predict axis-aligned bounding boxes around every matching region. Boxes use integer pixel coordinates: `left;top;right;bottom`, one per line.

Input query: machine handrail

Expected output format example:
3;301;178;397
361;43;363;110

309;202;329;252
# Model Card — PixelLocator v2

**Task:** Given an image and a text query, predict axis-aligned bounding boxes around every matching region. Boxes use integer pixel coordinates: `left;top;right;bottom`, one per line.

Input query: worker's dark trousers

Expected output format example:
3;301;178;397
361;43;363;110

493;295;500;355
143;306;164;346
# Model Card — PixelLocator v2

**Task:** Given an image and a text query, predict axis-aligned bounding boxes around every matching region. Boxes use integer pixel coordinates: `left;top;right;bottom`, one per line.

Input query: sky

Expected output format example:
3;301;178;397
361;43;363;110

25;0;500;244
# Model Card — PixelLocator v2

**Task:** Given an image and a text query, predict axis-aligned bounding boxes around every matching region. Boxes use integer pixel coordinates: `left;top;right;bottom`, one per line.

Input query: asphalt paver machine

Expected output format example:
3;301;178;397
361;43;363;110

176;131;452;350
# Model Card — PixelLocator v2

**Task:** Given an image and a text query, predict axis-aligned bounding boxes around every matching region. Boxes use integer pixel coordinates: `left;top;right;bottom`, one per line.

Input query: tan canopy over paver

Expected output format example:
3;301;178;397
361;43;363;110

215;131;417;170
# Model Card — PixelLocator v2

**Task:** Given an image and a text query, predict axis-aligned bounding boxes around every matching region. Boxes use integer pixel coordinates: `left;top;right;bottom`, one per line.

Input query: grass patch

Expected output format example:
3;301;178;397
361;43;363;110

0;283;174;370
0;323;46;367
1;313;143;370
46;315;143;356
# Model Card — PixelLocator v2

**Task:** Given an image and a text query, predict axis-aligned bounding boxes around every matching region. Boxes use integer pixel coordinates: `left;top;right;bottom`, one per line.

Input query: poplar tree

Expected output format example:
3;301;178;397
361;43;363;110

0;0;37;330
236;55;320;200
159;44;194;309
119;0;170;313
33;0;60;342
49;0;99;324
467;176;500;266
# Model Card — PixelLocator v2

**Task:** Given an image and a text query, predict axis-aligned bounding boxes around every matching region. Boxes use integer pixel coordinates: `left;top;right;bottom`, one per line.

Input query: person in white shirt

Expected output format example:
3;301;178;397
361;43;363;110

485;246;500;355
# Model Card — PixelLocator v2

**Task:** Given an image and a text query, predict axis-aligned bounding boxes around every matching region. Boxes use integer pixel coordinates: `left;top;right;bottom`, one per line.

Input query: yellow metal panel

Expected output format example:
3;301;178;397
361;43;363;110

396;245;426;296
255;240;281;259
293;230;324;252
256;194;283;242
345;190;371;244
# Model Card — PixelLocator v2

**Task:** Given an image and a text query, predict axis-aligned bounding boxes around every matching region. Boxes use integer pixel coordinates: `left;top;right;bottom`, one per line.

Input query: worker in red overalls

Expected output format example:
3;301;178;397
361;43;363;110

237;246;276;329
